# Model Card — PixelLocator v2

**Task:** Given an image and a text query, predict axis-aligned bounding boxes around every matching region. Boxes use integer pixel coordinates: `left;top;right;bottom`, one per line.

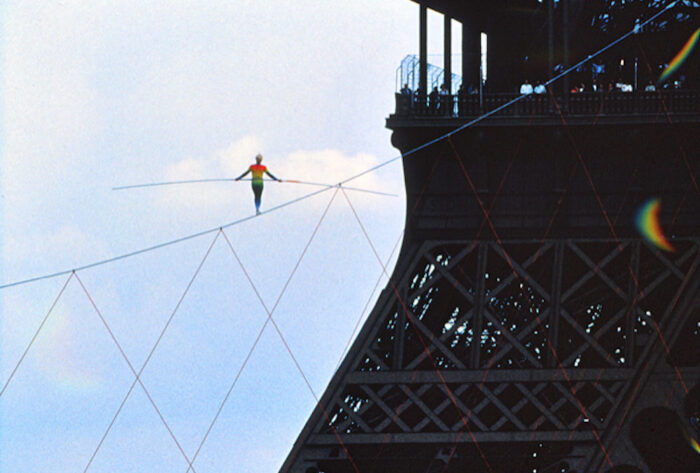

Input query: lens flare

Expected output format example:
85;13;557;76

658;28;700;84
35;309;102;392
682;424;700;455
635;198;675;252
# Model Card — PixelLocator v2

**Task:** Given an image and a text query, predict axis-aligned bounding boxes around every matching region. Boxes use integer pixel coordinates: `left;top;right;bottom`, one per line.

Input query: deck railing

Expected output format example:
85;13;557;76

393;90;700;119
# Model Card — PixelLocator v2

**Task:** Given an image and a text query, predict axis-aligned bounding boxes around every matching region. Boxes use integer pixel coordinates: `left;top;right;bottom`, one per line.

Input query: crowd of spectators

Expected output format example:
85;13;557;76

518;75;685;96
397;72;688;117
400;82;475;116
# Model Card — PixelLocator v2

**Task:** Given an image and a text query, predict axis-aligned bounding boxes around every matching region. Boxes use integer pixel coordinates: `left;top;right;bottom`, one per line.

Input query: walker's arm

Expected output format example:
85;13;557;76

265;170;281;181
235;169;251;180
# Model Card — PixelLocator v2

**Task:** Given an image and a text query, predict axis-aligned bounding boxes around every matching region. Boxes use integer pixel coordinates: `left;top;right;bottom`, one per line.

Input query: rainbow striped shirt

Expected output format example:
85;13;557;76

249;164;268;182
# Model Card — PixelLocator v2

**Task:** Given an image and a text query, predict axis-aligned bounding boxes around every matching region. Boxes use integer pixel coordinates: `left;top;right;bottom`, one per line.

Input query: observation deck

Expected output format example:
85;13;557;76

388;0;699;128
383;1;699;241
387;89;700;128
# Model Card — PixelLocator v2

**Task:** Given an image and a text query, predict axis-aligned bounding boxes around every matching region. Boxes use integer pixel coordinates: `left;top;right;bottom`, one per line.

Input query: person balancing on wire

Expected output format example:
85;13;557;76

235;153;282;215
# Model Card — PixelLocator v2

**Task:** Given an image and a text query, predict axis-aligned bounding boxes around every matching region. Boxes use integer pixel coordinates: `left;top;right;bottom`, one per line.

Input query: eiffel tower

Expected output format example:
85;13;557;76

281;2;700;472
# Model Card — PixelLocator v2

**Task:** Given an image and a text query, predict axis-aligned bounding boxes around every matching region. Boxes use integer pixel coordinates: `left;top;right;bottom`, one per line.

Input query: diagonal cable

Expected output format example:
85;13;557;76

340;187;495;473
74;272;197;473
369;110;543;472
637;38;699;195
634;35;700;234
82;230;220;473
445;141;618;469
336;2;679;187
598;253;699;473
1;187;332;290
223;190;360;473
439;113;580;470
362;123;552;470
0;3;679;294
0;273;74;398
185;189;360;473
547;90;692;394
362;153;452;473
335;230;403;373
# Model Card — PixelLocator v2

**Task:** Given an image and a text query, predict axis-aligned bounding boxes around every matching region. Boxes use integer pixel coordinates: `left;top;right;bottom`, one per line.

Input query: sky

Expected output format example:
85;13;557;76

0;1;459;472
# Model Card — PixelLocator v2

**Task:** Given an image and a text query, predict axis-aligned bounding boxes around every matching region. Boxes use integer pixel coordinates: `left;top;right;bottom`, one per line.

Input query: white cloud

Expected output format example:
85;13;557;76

217;136;265;176
154;135;401;218
275;148;389;190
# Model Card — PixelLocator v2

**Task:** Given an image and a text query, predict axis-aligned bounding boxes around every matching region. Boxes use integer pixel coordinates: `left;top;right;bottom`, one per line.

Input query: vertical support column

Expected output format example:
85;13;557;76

471;242;488;369
393;290;407;370
444;15;452;93
563;0;570;108
548;241;564;368
462;17;480;92
420;3;428;99
548;0;554;81
548;0;555;111
625;242;640;365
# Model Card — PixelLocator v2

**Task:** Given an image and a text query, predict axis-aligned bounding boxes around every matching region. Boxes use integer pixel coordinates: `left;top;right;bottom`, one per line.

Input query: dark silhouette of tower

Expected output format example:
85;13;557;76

281;2;699;472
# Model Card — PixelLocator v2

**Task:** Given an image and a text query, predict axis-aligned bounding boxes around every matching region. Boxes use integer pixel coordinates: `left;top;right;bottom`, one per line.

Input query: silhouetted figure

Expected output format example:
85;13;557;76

414;84;426;114
439;83;451;115
428;86;439;115
235;154;281;215
457;84;467;117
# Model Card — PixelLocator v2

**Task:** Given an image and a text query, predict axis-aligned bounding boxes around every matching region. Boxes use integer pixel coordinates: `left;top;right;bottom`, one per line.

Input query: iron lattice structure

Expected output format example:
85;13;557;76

282;2;699;471
281;111;700;472
282;236;699;472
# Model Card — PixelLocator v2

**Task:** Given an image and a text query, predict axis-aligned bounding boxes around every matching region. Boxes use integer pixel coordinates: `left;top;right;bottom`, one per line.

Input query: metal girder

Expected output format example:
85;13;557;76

306;431;597;445
346;369;633;384
280;237;700;473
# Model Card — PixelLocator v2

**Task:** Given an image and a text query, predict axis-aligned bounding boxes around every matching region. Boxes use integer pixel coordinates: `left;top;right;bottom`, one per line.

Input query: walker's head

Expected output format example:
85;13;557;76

255;154;263;164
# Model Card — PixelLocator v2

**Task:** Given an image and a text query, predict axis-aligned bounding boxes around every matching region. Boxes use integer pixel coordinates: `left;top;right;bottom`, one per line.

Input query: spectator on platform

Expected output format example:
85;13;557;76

399;83;412;113
439;83;451;115
428;86;439;114
414;84;426;113
534;81;546;94
520;80;533;95
457;84;467;116
591;78;600;92
612;77;632;93
644;81;656;92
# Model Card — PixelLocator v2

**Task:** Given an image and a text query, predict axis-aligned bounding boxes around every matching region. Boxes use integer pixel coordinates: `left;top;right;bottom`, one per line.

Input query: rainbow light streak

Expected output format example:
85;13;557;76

635;198;675;252
683;424;700;455
691;436;700;455
658;28;700;84
36;311;102;392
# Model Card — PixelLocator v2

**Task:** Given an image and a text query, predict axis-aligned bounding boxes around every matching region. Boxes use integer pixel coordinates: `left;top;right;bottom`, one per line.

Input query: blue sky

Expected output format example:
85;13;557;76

0;1;461;471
